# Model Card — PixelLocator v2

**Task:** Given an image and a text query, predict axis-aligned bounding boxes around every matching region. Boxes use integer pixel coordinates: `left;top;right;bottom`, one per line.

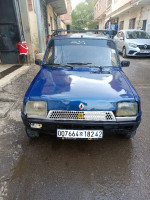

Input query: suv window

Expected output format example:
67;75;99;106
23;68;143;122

117;32;122;38
126;31;150;39
44;40;54;64
43;38;119;67
121;32;124;39
117;32;124;39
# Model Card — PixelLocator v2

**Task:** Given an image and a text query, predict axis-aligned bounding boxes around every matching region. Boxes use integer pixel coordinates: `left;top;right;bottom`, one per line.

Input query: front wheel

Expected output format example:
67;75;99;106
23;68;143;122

122;130;137;139
26;128;39;139
122;47;127;58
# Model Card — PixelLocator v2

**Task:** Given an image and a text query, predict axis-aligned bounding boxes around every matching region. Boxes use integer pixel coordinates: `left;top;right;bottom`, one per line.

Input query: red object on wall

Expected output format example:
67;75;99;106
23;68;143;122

17;41;28;55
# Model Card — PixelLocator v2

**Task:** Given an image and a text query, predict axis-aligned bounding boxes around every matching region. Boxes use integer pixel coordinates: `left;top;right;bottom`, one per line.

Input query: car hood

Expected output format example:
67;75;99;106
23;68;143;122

29;66;135;111
127;39;150;45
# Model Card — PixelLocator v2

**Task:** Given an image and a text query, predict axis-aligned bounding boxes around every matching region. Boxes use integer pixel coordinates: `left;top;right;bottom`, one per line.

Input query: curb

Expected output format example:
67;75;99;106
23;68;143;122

0;65;30;88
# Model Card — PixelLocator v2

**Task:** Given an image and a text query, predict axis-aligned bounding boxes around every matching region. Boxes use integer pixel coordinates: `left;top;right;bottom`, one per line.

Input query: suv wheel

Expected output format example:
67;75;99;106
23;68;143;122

122;47;127;58
122;130;137;139
26;128;39;139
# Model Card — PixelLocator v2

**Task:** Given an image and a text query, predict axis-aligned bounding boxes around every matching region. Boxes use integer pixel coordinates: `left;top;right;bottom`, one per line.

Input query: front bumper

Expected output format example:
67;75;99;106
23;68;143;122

127;46;150;57
21;113;141;136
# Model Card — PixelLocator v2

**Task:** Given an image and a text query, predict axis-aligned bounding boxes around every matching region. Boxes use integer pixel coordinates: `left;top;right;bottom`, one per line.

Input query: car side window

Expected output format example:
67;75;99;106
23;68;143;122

121;32;124;39
110;48;118;66
44;40;54;64
117;32;120;38
117;32;122;38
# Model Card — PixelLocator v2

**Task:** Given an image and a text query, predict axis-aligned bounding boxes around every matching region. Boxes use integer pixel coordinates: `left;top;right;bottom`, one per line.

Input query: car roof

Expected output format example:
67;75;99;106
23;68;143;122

51;33;111;40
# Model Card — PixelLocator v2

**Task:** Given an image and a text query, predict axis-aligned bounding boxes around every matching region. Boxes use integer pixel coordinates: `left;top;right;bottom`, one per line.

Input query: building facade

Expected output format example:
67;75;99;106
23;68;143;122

60;0;72;30
0;0;67;64
94;0;150;33
94;0;106;29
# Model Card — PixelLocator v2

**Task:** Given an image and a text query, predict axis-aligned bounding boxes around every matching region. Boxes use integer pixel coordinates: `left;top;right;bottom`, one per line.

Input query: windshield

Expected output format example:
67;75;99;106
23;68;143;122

43;38;119;67
126;31;150;39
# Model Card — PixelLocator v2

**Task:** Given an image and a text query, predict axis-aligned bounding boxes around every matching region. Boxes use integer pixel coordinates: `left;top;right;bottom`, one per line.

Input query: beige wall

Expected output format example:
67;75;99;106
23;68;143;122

94;0;106;20
60;21;67;29
47;4;55;35
118;5;150;33
98;18;105;29
28;10;40;54
141;5;150;33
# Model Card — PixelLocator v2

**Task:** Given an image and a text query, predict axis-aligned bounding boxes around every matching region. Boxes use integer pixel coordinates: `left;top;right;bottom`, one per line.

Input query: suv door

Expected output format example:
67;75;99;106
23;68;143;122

114;32;122;52
119;31;125;52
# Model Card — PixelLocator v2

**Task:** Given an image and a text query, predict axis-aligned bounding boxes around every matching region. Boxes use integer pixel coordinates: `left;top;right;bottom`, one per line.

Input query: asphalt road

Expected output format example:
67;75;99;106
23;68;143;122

0;56;150;200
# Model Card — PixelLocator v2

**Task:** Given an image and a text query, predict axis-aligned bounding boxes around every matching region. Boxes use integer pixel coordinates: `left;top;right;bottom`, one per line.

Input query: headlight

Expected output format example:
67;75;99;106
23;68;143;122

128;43;137;48
25;101;47;117
116;102;138;117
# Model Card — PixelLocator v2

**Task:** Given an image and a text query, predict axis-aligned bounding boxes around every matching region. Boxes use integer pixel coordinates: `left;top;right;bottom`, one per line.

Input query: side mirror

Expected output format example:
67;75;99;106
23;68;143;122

121;60;130;67
35;59;43;66
120;37;124;40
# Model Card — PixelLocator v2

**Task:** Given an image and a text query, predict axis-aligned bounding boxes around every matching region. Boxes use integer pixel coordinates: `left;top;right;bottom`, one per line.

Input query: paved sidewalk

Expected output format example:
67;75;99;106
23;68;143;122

0;64;13;73
0;65;40;200
0;65;30;88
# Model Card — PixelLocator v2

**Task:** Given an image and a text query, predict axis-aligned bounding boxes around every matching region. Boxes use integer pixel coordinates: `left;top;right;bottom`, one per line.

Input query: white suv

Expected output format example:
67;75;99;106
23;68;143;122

114;29;150;57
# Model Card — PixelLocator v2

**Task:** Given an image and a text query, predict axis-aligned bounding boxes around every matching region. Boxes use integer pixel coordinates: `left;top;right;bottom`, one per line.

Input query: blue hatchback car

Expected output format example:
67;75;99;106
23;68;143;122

21;33;141;139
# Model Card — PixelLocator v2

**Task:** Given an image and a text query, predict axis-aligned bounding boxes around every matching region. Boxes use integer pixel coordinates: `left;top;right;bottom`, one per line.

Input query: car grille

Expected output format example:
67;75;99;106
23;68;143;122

136;53;150;56
137;45;150;49
47;110;116;121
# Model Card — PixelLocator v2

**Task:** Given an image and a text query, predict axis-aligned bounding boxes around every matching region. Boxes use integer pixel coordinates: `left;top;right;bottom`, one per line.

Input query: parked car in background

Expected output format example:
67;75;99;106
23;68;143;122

114;29;150;57
21;32;141;140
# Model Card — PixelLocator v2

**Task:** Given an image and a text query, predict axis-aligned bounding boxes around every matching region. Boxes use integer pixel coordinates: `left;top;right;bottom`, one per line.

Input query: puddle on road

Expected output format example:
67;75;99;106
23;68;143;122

7;135;141;200
11;155;27;182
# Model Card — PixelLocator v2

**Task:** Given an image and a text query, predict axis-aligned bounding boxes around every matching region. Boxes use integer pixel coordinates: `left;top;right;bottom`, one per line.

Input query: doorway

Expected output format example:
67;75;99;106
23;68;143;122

0;0;20;64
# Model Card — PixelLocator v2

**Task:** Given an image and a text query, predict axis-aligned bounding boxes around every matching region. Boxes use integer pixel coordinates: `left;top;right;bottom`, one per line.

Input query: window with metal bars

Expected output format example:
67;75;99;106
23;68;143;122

129;18;136;29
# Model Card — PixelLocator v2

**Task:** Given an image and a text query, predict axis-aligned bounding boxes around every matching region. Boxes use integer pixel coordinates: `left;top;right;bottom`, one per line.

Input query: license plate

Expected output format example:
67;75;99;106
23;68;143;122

140;50;150;53
57;129;103;139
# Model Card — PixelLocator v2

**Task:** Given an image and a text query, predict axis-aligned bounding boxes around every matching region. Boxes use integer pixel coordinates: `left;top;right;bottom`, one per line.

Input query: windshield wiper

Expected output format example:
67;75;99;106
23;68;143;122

68;63;105;70
100;66;117;68
67;63;110;69
43;63;73;69
67;62;92;65
67;62;103;69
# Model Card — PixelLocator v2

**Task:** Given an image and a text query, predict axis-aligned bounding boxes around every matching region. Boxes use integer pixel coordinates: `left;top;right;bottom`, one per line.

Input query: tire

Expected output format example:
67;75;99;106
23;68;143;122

26;128;39;139
122;47;127;58
122;130;137;139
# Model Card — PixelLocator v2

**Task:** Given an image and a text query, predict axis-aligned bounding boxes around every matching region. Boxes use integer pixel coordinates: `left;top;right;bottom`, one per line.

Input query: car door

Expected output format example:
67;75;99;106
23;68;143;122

119;31;125;52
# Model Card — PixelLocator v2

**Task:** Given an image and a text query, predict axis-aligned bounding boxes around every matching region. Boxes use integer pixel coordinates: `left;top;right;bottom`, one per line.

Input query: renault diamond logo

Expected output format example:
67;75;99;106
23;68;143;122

79;103;84;110
144;44;147;49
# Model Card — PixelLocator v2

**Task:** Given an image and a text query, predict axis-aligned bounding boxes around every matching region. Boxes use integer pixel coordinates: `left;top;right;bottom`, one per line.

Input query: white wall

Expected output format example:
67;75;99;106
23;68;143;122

118;5;150;33
112;0;131;13
142;5;150;33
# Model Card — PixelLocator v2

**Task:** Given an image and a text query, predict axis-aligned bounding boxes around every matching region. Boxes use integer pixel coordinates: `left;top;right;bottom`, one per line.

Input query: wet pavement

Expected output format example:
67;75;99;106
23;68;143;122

0;57;150;200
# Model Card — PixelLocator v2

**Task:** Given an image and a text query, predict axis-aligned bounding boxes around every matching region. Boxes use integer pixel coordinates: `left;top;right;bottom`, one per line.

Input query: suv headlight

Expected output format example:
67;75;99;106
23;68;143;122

25;101;47;117
116;102;138;117
128;43;137;48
